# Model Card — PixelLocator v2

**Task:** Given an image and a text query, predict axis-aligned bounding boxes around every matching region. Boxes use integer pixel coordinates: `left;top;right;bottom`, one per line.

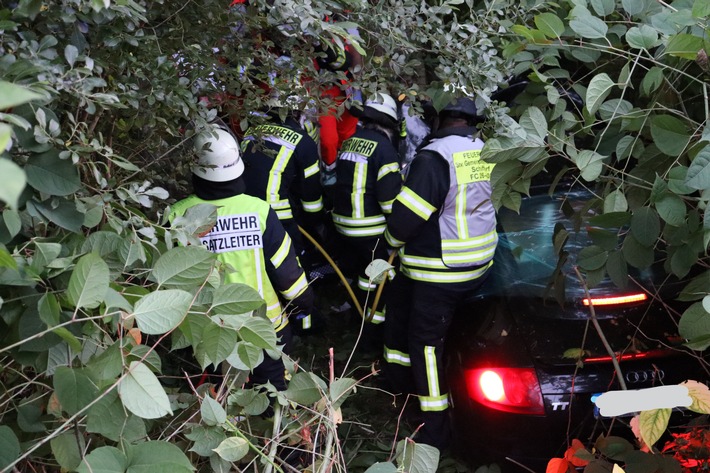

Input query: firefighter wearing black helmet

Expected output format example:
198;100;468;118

331;92;403;349
382;97;497;451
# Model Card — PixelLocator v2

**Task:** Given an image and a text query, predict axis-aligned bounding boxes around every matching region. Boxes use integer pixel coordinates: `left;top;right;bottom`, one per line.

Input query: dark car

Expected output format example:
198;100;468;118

446;186;704;471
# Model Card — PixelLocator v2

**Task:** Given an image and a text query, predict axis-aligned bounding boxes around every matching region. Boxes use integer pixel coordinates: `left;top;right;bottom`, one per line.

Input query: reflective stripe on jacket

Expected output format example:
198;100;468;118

241;121;324;222
384;127;497;284
170;194;311;331
421;135;498;268
331;127;402;238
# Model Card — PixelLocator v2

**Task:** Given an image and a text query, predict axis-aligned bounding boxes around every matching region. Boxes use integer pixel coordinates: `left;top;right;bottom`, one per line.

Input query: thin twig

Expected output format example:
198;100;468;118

574;266;627;390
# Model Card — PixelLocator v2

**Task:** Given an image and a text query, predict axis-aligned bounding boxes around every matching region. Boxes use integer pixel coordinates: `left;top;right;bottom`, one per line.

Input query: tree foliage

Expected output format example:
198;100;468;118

1;0;709;471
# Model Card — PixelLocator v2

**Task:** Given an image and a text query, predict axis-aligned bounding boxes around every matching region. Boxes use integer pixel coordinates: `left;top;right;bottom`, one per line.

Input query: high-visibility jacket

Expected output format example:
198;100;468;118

384;126;497;284
331;127;402;238
241;118;324;224
169;193;313;331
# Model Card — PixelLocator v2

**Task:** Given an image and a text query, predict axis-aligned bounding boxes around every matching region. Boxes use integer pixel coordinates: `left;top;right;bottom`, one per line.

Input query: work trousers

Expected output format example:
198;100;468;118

382;272;489;450
249;322;293;391
340;234;390;325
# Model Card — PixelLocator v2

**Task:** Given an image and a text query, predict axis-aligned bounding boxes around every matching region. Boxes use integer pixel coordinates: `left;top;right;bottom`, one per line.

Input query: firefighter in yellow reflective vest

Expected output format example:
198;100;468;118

170;126;314;391
382;98;497;451
331;93;403;350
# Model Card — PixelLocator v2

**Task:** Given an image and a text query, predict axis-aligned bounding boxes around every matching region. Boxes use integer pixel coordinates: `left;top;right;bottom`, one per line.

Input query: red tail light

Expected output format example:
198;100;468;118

582;293;647;307
465;368;545;415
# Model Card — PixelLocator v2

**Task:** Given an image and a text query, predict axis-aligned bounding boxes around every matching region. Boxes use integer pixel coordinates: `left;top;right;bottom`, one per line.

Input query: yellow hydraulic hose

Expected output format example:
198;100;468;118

298;226;364;318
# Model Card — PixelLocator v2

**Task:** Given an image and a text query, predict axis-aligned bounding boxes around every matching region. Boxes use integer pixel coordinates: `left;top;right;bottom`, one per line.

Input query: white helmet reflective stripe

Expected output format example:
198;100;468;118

192;128;244;182
365;93;398;121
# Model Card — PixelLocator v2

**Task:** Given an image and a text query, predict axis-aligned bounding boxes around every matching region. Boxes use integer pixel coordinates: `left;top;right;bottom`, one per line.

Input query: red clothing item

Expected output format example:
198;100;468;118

319;84;358;166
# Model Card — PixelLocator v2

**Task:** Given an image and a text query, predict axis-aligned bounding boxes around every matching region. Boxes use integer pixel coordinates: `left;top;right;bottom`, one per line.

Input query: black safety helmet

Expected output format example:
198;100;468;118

441;97;478;119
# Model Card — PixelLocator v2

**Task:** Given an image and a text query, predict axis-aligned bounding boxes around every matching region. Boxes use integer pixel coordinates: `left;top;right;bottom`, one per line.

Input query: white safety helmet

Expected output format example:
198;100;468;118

364;93;398;122
192;127;244;182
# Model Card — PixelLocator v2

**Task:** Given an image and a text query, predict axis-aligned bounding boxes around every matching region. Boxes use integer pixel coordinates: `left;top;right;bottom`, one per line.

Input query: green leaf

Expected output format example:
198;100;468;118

693;0;710;17
87;389;147;443
481;136;547;164
622;0;646;14
67;253;109;310
283;372;322;405
664;33;703;59
226;341;264;370
574;150;606;181
630;207;660;246
51;430;84;471
365;258;394;284
77;446;128;473
0;425;20;470
626;25;659;49
606;251;628;289
186;426;227;457
650;115;690;157
639;408;671;449
211;283;265;315
152;246;215;287
656;194;686;226
591;0;615;16
586;73;615;115
65;44;79;67
604;190;628;213
32;241;62;272
30;198;84;233
641;67;664;96
25;151;82;196
197;323;238;368
595;435;634;460
0;81;43;110
679;302;710;344
54;367;99;416
127;441;194;473
213;437;249;462
91;0;111;12
622;234;654;269
364;463;398;473
0;158;27;209
396;439;440;473
330;377;357;409
237;316;277;350
201;396;227;426
671;244;697;278
87;343;123;381
534;13;565;38
577;246;608;271
570;15;608;39
38;292;61;327
678;270;710;301
118;361;172;419
668;166;696;195
132;289;192;335
686;146;710;190
3;210;22;241
519;106;548;142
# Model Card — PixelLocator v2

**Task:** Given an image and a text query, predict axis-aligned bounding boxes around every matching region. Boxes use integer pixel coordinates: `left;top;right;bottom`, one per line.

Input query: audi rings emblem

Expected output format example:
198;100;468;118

624;369;665;384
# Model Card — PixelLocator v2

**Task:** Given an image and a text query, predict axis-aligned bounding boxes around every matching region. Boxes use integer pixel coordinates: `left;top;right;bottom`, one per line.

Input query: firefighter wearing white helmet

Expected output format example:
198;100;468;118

382;97;496;451
169;125;314;391
330;92;403;352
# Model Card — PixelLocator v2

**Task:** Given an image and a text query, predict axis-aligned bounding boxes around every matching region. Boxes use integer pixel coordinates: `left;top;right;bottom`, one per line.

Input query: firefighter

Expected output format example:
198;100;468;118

382;97;497;451
240;100;327;331
331;92;403;349
170;126;314;390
